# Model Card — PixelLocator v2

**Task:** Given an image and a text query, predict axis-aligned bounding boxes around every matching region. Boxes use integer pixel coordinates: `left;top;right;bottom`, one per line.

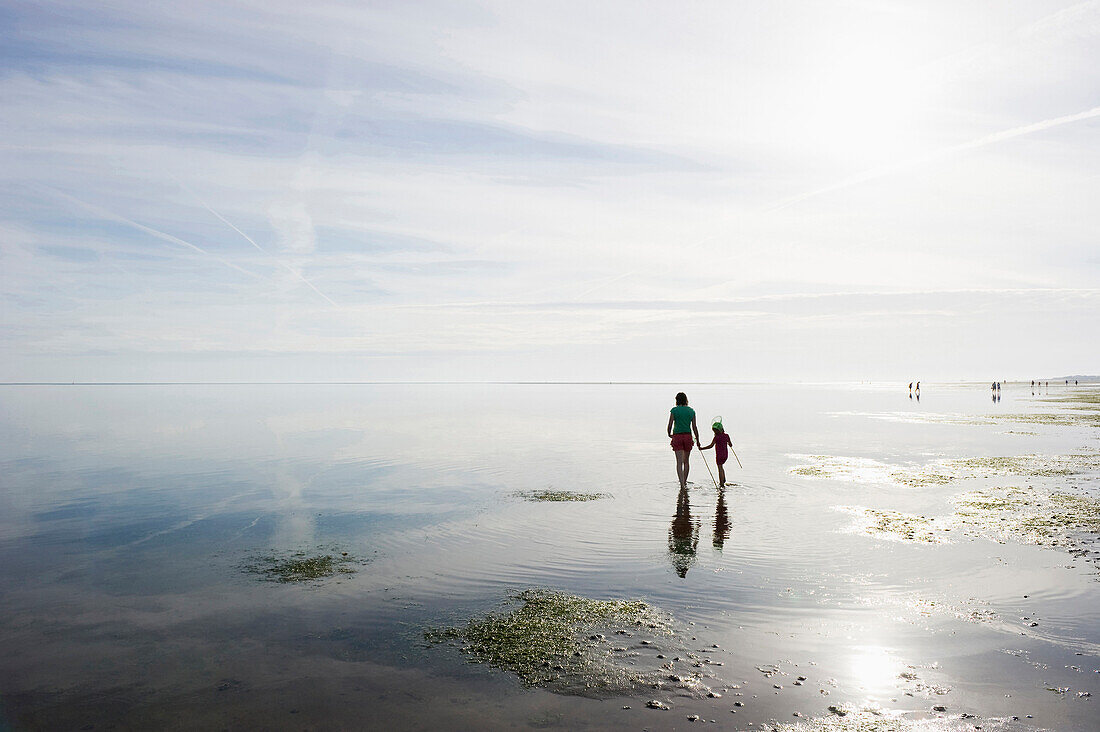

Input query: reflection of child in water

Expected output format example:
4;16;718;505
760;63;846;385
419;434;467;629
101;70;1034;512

700;421;734;487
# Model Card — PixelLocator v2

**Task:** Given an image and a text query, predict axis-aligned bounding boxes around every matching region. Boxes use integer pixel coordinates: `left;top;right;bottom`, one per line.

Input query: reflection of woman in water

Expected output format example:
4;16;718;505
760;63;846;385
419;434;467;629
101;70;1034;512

667;392;701;490
668;486;699;577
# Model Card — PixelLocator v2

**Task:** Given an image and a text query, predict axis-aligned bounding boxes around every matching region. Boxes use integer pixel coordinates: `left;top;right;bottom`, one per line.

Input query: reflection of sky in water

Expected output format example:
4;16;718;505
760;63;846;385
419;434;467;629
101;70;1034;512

0;383;1098;729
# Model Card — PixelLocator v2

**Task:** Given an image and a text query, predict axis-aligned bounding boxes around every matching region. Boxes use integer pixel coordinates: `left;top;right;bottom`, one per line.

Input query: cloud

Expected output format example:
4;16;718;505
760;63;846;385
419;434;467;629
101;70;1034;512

1;1;1098;380
772;105;1100;211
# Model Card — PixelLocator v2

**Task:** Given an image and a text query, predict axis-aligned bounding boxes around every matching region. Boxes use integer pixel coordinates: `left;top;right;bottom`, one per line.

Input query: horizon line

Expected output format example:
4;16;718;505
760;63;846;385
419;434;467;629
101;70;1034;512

1;379;1095;387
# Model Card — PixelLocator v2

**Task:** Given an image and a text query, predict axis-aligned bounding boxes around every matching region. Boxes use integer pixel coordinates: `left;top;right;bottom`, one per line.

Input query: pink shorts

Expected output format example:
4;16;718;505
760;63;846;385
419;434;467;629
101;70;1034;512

671;433;694;452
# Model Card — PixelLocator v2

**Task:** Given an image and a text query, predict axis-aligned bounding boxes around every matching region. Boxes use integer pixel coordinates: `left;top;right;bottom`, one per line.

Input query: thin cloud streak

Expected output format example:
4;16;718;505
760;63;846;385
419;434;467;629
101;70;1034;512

196;197;340;307
384;287;1100;313
771;105;1100;211
44;187;266;281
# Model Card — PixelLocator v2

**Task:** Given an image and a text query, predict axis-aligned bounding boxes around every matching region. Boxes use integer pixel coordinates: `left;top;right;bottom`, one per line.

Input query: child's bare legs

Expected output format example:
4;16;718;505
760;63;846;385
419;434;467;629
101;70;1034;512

717;462;726;487
675;450;690;489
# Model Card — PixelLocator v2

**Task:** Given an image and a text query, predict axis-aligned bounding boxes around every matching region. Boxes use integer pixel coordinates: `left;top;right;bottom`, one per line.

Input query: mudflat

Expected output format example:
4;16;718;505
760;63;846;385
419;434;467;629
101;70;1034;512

0;382;1097;730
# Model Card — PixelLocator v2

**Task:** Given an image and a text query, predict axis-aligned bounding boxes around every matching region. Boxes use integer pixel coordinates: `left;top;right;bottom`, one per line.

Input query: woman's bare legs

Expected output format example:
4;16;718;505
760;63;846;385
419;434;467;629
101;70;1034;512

675;449;690;489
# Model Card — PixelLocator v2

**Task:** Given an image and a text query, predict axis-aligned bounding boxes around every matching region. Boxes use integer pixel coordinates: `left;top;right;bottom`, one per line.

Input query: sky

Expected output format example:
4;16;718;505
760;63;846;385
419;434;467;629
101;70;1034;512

1;0;1098;383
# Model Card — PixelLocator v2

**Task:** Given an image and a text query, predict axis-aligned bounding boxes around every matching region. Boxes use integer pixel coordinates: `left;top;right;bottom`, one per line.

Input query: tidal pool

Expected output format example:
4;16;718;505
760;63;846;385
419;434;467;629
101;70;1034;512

1;382;1098;730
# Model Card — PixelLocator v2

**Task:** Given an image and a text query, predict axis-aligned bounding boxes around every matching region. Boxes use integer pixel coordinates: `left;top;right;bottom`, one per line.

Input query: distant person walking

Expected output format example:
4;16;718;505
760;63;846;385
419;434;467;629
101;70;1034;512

668;392;701;490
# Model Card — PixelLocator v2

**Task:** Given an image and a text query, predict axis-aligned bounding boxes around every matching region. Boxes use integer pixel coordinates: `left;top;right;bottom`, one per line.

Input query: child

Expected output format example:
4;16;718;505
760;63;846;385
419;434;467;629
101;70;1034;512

700;419;733;487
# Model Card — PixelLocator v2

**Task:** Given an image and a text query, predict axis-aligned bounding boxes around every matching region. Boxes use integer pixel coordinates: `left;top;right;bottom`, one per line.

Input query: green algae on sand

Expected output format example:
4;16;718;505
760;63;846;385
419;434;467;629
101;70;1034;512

1041;391;1100;406
514;489;609;502
953;485;1100;548
243;550;361;583
995;412;1100;427
852;508;945;544
426;589;684;696
796;452;1100;489
849;485;1100;557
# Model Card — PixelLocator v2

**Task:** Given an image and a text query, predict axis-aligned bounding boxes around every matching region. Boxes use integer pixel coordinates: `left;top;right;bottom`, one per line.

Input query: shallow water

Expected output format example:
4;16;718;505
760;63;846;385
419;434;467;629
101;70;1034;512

1;382;1098;730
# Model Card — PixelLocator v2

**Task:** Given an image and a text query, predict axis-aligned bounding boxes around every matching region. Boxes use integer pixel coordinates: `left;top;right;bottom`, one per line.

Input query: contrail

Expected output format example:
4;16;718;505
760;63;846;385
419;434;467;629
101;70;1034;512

771;105;1100;211
574;271;634;301
46;187;265;280
197;199;340;307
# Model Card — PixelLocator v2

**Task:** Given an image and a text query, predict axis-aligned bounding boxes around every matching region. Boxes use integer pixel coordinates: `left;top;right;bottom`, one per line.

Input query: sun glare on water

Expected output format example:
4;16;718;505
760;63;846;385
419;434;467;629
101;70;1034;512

849;645;902;695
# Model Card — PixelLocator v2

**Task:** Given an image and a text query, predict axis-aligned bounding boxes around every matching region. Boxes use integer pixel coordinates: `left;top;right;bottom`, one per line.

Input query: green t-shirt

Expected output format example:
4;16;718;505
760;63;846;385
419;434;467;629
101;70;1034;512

670;405;695;434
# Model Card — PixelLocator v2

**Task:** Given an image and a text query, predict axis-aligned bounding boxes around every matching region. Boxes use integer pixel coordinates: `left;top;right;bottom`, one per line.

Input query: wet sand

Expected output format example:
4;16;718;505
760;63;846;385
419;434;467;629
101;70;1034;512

0;382;1097;730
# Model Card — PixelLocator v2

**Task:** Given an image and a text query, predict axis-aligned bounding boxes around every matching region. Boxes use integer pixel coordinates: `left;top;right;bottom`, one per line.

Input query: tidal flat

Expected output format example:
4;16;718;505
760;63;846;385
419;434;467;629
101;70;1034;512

1;382;1098;730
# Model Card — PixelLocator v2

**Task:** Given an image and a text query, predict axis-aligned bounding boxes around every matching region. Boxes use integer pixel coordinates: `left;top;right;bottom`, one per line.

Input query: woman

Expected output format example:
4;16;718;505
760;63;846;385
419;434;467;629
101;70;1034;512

667;391;701;490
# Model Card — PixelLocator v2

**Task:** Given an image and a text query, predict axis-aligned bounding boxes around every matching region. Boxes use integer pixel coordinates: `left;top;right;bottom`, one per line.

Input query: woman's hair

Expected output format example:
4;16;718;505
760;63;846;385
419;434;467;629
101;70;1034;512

675;392;687;406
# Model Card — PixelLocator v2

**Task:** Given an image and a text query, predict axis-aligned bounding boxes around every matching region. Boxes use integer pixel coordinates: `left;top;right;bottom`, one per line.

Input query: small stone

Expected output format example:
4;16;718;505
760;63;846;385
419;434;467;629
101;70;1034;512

793;681;802;686
827;705;846;717
797;675;807;681
656;654;666;659
774;684;783;689
707;692;722;698
641;640;651;645
688;715;700;722
933;705;947;712
793;712;802;717
733;701;744;707
646;700;669;710
622;706;631;710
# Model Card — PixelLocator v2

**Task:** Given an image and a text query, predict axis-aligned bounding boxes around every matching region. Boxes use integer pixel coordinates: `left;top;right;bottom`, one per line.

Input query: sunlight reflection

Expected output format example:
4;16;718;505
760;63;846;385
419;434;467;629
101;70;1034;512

849;645;900;694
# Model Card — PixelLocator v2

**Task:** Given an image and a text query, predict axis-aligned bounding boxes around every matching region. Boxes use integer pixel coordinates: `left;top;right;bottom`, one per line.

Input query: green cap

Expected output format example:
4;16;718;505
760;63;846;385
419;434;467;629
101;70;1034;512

712;422;723;431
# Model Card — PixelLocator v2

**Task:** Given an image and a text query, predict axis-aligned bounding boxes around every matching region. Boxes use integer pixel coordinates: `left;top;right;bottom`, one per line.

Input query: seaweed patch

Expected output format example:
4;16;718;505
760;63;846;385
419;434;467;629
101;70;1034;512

994;412;1100;427
426;589;713;697
844;486;1100;563
243;550;363;583
1041;391;1100;407
513;490;609;502
794;453;1100;488
845;508;946;544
